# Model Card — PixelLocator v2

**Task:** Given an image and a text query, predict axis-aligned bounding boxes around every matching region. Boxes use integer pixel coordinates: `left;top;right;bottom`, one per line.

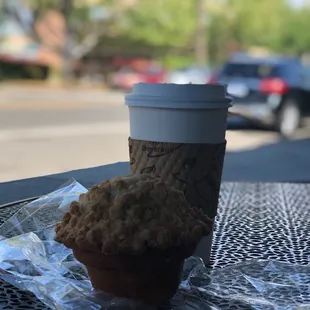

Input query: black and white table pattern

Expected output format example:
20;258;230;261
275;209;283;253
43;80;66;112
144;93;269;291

0;182;309;309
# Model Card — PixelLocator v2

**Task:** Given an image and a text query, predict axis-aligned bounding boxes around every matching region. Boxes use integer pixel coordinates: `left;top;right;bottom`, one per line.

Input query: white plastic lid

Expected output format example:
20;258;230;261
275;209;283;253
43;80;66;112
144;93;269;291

125;83;232;109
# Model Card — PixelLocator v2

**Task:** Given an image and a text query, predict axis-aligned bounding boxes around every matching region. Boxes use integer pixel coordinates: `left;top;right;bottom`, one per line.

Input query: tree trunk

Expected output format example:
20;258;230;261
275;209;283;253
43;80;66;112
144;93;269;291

59;0;74;81
195;0;208;65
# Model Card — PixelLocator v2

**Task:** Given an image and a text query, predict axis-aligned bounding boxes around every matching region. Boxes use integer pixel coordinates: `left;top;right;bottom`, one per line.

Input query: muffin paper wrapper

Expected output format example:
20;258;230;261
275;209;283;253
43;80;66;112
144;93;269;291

129;138;226;218
0;180;310;309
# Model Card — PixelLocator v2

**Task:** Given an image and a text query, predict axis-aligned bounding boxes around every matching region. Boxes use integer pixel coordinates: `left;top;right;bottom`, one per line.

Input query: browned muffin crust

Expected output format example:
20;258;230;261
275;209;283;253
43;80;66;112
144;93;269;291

55;174;211;255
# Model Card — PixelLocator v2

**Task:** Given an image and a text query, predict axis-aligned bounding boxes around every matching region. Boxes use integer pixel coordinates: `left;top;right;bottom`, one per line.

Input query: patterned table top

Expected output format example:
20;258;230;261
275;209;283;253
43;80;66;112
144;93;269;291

0;182;309;309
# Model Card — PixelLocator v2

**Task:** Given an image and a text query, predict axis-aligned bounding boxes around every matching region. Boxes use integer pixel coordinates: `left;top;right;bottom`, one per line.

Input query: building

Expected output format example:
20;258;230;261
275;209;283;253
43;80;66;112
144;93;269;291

0;0;62;79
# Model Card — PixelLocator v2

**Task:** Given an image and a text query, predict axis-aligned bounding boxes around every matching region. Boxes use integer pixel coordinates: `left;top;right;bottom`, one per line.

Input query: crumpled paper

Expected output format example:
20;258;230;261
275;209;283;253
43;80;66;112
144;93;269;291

0;180;309;310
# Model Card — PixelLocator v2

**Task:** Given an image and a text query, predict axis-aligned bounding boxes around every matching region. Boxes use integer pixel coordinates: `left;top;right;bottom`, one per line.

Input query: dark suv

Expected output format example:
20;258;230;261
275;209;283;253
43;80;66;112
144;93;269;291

211;53;310;137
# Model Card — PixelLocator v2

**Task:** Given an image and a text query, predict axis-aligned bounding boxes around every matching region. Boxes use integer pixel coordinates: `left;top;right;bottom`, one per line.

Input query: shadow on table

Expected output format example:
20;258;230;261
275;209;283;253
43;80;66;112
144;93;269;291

0;163;130;205
1;137;310;205
223;137;310;183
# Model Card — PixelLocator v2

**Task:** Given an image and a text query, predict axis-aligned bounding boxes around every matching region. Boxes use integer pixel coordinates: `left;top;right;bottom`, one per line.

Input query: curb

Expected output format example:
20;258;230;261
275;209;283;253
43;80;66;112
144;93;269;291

0;80;109;91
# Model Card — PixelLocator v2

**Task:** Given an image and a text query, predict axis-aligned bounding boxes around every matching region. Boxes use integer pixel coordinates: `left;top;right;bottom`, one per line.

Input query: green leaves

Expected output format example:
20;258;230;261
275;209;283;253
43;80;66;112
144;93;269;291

208;0;310;61
25;0;310;63
121;0;196;47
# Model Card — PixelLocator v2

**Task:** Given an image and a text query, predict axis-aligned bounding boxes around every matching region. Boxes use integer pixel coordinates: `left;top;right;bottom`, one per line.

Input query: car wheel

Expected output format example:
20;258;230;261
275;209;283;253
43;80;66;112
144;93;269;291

277;99;301;138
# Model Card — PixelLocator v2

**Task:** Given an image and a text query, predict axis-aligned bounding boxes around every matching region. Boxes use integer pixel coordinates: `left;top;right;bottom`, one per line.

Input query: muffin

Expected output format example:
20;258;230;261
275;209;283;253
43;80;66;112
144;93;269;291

55;174;211;305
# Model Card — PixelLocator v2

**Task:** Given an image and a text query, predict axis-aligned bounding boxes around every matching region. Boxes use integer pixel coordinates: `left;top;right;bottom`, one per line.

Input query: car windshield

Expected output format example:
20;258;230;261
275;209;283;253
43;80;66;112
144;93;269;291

222;63;282;79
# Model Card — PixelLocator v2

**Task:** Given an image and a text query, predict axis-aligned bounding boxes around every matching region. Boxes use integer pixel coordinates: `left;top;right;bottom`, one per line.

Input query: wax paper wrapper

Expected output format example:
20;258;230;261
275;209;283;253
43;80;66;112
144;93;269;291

0;180;310;310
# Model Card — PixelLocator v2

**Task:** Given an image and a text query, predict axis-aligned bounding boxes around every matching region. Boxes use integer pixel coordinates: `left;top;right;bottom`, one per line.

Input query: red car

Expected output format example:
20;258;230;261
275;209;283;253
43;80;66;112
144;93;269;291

111;66;166;90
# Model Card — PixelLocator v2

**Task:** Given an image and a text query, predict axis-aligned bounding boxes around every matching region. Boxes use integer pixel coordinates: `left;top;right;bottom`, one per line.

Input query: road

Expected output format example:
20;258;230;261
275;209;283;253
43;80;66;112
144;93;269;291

0;84;309;183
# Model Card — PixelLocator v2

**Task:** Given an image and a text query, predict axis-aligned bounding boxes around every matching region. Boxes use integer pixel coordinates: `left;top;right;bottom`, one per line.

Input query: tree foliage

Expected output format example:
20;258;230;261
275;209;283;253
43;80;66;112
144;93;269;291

117;0;310;64
21;0;310;66
120;0;196;47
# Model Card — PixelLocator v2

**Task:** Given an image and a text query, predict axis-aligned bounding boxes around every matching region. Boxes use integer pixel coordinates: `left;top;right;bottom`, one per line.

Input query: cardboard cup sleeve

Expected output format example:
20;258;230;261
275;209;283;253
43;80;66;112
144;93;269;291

129;138;226;218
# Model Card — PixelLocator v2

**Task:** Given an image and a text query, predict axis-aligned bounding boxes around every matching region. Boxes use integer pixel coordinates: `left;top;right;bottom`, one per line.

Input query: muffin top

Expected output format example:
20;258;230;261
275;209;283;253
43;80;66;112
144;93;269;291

55;174;211;255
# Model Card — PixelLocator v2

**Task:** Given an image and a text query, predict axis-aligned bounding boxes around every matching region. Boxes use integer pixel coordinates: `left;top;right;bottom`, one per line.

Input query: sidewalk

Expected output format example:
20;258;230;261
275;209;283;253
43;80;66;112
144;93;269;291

0;82;124;109
0;80;108;90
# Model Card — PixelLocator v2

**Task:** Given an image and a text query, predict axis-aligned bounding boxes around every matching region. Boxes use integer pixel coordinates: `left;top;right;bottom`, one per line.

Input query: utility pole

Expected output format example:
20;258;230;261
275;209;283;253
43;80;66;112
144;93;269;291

195;0;208;65
59;0;74;80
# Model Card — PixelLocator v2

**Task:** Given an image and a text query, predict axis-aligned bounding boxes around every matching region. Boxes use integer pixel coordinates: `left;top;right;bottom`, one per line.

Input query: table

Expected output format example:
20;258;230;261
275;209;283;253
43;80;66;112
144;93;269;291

1;159;310;206
0;162;130;206
0;182;310;309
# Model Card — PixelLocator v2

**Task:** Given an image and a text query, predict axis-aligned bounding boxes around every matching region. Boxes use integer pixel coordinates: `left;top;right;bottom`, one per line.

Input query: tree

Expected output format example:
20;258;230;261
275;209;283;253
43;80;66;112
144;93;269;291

279;7;310;55
207;0;310;62
228;0;290;49
6;0;310;76
120;0;196;50
7;0;117;79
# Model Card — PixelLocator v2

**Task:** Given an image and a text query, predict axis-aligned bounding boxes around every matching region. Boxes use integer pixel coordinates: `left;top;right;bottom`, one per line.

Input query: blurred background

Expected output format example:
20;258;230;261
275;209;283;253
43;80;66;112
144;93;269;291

1;0;310;183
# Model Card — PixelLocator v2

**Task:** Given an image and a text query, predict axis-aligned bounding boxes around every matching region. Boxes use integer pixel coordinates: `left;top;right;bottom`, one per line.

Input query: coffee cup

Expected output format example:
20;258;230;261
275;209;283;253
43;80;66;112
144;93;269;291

126;83;232;264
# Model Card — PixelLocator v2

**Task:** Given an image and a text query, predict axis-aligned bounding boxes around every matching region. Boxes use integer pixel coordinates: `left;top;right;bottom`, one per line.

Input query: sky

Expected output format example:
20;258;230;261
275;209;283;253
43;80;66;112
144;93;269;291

288;0;309;8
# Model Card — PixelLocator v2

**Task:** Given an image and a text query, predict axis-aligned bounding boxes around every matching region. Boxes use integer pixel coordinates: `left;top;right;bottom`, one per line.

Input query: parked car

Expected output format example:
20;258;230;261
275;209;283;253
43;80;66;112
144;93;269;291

110;67;141;90
211;53;310;137
110;66;166;90
167;66;212;84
